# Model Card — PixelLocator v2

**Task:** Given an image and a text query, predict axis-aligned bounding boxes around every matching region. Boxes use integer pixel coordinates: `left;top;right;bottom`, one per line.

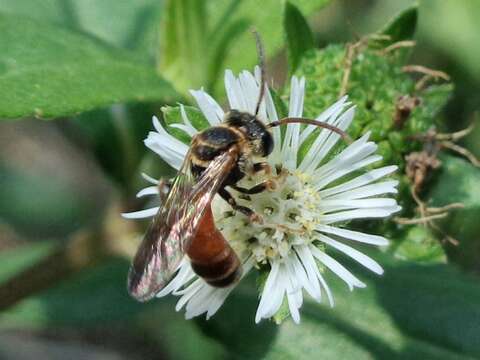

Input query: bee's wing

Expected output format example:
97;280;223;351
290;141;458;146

128;147;238;301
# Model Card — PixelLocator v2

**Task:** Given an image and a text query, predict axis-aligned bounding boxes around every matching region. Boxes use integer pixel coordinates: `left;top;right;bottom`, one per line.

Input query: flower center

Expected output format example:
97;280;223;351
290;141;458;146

212;168;323;264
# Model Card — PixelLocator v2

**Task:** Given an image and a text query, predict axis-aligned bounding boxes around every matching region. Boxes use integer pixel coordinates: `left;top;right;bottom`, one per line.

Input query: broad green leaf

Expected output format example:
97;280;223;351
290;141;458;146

0;163;97;238
389;226;447;264
208;0;330;69
380;4;418;45
0;0;162;60
162;105;209;133
205;18;250;92
0;254;225;359
417;1;480;81
2;249;480;359
427;155;480;271
0;257;146;328
158;0;208;94
198;252;480;359
0;14;177;119
206;0;331;95
67;0;162;59
71;103;171;189
284;1;315;74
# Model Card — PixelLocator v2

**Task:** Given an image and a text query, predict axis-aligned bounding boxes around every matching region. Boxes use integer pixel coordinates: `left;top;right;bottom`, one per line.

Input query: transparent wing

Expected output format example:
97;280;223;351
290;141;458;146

128;147;237;301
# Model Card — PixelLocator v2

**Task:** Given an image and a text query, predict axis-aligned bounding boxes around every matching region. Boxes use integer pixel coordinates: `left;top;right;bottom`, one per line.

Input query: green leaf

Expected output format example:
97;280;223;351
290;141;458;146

161;105;209;145
207;0;331;95
380;4;418;45
390;226;447;264
206;18;250;92
427;155;480;271
158;0;208;94
0;0;163;60
0;257;146;328
0;252;225;359
3;248;480;359
71;103;165;189
284;1;315;74
0;14;178;119
198;253;480;359
417;1;480;81
0;163;99;238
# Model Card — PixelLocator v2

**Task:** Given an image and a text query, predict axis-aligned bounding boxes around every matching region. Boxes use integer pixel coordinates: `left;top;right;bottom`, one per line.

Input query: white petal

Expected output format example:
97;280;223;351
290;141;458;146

293;246;321;300
299;95;349;144
299;106;355;172
206;289;232;319
170;123;196;137
318;234;384;275
256;261;282;323
175;280;203;311
281;76;305;168
157;258;196;297
316;224;389;246
189;89;224;125
310;245;366;290
225;70;248;112
313;155;383;190
141;172;159;185
319;166;398;198
316;271;334;307
320;198;398;213
313;135;376;183
285;270;302;324
264;84;282;162
185;285;219;319
312;131;372;178
136;186;159;198
145;116;189;170
239;70;261;114
320;206;401;224
325;180;398;200
262;266;287;318
122;207;159;219
301;245;335;306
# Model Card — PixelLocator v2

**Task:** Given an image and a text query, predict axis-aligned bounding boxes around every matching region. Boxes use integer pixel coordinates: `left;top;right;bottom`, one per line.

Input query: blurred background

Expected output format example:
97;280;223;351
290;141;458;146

0;1;479;359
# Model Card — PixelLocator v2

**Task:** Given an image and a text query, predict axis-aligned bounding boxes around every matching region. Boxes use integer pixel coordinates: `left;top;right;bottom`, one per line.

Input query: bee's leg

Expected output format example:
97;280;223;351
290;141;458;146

252;162;287;182
231;180;276;195
252;162;272;175
218;188;263;223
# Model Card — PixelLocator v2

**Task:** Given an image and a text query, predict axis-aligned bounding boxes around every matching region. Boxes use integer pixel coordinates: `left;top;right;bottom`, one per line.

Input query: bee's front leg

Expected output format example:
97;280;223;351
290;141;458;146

219;188;263;224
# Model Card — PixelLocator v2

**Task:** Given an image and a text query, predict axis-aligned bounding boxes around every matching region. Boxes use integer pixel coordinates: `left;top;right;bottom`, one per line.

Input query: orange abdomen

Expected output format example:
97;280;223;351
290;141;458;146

187;205;242;287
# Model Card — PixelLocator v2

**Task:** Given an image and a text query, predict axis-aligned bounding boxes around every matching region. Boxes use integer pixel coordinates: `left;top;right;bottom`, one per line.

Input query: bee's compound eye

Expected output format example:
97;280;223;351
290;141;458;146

262;131;274;156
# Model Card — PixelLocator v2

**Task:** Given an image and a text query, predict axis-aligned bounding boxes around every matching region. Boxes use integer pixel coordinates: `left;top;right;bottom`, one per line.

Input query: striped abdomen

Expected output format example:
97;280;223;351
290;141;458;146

187;205;242;287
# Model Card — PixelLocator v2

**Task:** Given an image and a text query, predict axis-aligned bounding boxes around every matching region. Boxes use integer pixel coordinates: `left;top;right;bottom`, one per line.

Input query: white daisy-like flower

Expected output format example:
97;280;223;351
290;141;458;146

123;67;400;324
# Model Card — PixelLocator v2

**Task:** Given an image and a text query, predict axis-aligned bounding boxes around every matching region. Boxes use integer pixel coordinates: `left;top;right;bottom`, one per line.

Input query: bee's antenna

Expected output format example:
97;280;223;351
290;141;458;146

268;118;352;144
253;29;266;116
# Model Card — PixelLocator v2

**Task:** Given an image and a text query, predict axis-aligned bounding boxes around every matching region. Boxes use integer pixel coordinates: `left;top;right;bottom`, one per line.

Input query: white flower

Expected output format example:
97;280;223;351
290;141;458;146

123;67;400;324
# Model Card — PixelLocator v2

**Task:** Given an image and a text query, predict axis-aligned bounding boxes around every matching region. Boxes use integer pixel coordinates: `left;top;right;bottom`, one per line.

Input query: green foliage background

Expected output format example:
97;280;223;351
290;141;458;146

0;0;479;359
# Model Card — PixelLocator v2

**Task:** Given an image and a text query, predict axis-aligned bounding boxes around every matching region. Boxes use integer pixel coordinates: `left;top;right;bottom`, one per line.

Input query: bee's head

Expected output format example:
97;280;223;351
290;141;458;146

225;110;274;157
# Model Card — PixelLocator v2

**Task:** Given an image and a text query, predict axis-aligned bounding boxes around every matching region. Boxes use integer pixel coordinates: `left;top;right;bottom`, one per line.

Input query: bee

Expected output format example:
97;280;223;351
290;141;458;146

127;32;350;302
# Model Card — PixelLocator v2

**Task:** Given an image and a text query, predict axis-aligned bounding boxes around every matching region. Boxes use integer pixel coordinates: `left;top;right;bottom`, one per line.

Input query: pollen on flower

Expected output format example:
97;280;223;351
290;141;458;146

212;166;326;265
